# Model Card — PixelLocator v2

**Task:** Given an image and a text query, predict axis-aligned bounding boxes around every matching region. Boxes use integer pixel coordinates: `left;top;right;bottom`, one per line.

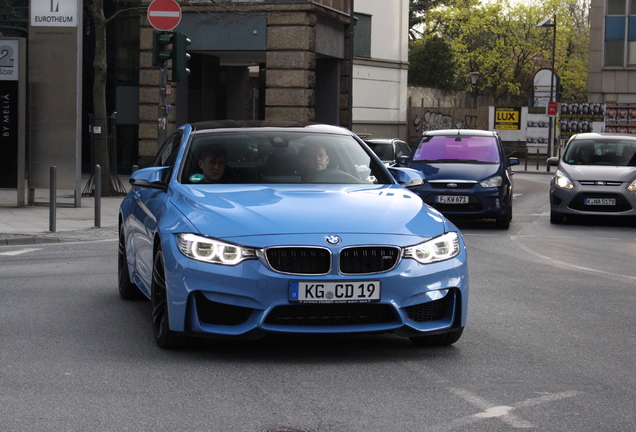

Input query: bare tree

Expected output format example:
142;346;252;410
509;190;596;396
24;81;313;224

85;0;144;196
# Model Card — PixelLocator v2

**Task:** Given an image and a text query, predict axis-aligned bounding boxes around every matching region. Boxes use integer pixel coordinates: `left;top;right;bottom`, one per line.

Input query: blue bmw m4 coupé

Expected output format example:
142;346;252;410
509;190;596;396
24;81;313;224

118;122;468;348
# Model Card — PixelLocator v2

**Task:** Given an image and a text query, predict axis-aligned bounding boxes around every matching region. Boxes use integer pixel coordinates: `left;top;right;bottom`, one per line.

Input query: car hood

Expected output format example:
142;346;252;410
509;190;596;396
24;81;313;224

408;162;500;181
169;183;447;239
559;164;636;181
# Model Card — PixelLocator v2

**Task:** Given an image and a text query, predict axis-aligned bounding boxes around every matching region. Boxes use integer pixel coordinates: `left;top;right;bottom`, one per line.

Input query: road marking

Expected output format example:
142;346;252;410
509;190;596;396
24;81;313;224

429;388;582;430
512;238;636;281
0;248;41;256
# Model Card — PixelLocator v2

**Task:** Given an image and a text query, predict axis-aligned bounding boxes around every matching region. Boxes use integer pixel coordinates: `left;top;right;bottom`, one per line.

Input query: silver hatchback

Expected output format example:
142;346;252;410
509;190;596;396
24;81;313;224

547;133;636;224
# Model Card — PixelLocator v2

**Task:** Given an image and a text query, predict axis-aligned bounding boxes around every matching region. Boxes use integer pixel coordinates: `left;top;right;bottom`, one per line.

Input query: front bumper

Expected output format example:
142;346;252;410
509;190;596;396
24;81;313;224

161;237;469;339
550;183;636;217
412;186;509;219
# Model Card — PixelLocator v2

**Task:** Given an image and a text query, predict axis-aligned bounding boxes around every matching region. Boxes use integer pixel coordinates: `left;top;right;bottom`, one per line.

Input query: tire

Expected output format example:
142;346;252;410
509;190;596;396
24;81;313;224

550;210;565;224
495;205;512;230
151;248;183;349
118;225;144;300
410;328;464;347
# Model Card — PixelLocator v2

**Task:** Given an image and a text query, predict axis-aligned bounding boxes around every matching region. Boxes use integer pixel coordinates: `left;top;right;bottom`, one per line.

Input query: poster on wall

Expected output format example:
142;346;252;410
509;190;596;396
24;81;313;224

526;113;549;154
0;39;20;189
604;103;636;134
560;103;605;138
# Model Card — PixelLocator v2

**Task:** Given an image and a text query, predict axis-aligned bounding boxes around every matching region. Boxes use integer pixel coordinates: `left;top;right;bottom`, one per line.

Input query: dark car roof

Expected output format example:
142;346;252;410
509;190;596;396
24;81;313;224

365;138;406;144
421;129;498;138
189;120;349;135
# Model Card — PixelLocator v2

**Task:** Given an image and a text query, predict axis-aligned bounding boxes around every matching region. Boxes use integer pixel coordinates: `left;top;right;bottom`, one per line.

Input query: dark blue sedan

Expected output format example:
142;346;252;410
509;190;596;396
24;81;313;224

118;122;469;348
401;129;519;229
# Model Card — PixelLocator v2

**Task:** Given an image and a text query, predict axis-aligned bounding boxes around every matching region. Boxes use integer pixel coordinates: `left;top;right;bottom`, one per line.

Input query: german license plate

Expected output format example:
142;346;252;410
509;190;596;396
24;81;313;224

584;198;616;206
437;195;469;204
290;281;381;303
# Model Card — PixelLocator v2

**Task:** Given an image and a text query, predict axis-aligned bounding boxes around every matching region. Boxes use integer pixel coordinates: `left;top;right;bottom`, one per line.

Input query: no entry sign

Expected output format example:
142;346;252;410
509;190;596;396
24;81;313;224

147;0;182;31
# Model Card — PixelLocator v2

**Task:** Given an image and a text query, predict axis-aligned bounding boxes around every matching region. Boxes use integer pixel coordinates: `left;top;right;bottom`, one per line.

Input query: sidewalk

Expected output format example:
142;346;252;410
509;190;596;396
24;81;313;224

0;161;553;245
0;175;129;245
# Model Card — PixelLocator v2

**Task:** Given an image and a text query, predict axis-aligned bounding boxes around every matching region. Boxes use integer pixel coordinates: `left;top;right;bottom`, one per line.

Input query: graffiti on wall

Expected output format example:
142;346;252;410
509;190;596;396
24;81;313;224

412;111;479;133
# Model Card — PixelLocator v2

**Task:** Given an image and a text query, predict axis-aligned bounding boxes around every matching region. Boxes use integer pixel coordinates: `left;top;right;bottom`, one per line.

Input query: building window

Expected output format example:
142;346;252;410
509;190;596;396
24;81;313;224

604;0;636;66
116;16;140;84
354;13;371;58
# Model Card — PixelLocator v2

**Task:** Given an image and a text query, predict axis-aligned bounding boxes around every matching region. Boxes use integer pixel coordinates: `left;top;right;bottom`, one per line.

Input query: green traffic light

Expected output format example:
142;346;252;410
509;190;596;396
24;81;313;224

152;30;174;67
171;32;192;82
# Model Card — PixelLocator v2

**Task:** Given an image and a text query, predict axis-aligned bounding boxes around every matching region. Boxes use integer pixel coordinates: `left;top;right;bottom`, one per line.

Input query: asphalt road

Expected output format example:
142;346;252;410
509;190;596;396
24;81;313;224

1;173;635;432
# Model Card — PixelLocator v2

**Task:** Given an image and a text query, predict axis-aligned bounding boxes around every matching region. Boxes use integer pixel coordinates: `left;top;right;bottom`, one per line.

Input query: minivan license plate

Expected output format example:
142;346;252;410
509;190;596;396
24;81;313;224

437;195;469;204
584;198;615;206
290;281;381;303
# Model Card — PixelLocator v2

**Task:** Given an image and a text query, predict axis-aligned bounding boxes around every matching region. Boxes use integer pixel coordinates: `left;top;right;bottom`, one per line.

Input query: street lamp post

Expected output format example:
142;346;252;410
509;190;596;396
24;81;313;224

468;72;480;108
538;14;557;172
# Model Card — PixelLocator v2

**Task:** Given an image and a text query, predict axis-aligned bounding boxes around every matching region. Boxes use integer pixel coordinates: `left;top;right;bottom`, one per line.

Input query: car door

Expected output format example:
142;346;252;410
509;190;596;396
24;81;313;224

130;131;183;289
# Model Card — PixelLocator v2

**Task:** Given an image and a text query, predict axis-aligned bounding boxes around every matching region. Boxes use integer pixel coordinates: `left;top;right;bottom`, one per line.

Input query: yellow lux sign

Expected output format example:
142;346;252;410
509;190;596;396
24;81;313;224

494;107;521;130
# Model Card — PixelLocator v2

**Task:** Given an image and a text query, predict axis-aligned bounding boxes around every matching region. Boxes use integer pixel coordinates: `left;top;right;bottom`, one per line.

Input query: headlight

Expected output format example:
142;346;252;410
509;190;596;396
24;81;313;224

628;180;636;192
403;232;461;264
480;175;502;188
176;233;256;265
555;171;574;189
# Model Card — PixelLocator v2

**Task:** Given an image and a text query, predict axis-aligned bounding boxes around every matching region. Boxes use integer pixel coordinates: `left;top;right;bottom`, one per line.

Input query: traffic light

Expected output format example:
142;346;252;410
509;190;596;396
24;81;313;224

171;32;191;83
152;30;174;67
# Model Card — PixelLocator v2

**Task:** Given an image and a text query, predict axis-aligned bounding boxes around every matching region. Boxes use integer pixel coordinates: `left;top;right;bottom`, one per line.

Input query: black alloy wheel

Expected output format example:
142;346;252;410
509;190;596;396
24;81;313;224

151;248;182;349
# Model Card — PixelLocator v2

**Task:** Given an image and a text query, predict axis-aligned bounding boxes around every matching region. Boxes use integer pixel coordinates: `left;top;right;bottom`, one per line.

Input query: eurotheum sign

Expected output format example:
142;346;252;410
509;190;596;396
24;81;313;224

30;0;78;27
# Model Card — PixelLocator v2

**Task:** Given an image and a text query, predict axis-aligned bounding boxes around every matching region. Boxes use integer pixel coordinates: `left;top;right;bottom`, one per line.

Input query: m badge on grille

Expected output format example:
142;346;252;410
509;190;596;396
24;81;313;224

325;235;341;245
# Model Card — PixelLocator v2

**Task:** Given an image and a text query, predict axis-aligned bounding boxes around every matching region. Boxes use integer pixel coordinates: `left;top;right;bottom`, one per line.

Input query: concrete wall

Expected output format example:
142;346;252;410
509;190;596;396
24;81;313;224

350;0;409;141
588;0;636;104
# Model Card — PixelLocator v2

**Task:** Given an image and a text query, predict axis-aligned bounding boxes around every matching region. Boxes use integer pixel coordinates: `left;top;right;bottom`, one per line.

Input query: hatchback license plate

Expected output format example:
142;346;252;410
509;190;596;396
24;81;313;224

290;281;381;303
584;198;616;206
437;195;469;204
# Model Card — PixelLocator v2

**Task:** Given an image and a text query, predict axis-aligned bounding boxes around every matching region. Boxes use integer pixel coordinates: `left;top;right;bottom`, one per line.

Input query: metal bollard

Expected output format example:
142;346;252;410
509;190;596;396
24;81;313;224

132;165;139;173
49;166;56;232
536;148;540;170
524;148;528;171
94;164;101;228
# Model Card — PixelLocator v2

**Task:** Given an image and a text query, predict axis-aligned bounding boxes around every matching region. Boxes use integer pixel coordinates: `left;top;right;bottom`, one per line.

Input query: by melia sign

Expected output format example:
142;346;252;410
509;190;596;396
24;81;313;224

30;0;78;27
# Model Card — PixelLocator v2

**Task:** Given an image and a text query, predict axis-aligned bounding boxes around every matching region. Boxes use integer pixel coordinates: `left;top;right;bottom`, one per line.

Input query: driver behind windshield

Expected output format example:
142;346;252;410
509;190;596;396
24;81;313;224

298;143;330;181
197;145;239;183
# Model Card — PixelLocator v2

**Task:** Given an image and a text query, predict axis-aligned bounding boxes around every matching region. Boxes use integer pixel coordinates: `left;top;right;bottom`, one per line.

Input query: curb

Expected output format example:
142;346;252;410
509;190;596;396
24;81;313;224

0;227;118;245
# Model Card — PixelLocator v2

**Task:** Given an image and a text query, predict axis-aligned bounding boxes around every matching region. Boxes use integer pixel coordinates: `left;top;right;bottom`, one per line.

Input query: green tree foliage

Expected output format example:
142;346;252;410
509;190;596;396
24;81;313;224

409;35;458;90
411;0;589;105
409;0;449;41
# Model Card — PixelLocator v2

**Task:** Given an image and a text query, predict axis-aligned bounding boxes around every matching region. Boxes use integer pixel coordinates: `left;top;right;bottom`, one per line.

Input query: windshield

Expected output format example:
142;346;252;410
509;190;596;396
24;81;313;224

179;130;392;185
562;139;636;166
367;143;393;161
413;135;500;163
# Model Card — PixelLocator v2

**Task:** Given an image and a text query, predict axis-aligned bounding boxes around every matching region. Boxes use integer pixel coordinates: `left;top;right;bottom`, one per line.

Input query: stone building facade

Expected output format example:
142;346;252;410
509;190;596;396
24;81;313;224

137;1;354;164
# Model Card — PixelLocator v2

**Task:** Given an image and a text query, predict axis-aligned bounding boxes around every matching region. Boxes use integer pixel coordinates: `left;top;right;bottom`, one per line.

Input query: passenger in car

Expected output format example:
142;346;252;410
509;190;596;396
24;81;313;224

621;146;636;166
198;145;239;183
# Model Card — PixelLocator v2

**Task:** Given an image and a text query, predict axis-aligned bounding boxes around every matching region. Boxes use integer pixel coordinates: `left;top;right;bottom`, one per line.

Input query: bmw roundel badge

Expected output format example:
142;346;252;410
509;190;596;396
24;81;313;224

325;235;341;245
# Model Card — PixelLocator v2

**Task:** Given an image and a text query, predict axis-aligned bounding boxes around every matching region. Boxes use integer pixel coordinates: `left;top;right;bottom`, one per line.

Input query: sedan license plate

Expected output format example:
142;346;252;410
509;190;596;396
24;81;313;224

584;198;616;206
290;281;381;303
436;195;469;204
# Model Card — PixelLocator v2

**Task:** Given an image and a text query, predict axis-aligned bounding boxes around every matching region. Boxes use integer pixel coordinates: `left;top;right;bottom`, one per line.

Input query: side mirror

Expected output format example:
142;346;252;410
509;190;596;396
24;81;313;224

396;155;409;167
129;166;170;190
388;167;425;188
508;157;520;166
547;157;560;167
